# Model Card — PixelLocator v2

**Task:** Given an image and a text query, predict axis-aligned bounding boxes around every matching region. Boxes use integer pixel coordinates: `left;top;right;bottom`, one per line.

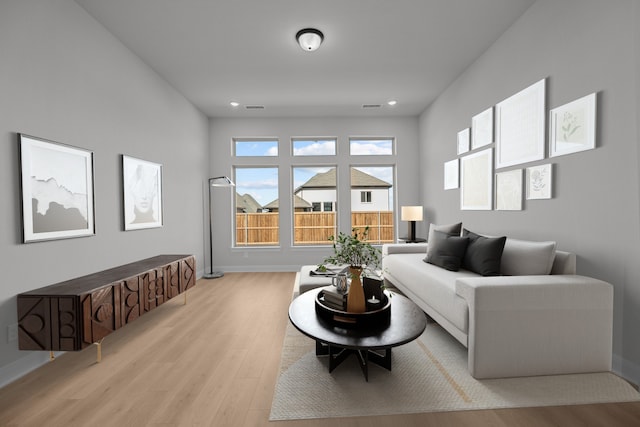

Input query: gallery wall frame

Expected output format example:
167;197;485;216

549;92;597;158
471;106;494;150
526;163;553;200
495;78;546;169
122;155;163;230
460;148;493;210
457;128;470;155
495;169;523;211
18;133;96;243
444;159;459;190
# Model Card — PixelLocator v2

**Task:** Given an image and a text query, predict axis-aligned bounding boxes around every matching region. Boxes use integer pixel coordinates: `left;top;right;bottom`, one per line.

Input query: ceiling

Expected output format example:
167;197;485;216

74;0;535;118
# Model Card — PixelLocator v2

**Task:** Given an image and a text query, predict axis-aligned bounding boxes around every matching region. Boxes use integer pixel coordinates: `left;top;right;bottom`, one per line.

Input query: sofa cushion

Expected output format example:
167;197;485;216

383;252;473;334
426;222;462;259
462;229;506;276
424;231;469;271
501;238;557;275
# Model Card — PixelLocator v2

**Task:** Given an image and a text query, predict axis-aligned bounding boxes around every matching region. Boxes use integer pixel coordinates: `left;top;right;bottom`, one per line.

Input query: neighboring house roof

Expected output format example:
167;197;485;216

236;193;262;213
294;168;391;194
263;195;312;210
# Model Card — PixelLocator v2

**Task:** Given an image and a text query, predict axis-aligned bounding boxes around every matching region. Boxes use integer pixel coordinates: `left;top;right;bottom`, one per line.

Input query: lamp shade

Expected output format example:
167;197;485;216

210;176;235;187
296;28;324;51
401;206;423;222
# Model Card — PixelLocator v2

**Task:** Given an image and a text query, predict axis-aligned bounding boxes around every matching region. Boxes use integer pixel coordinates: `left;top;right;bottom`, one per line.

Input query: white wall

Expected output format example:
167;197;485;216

0;0;209;386
209;116;420;272
419;0;640;383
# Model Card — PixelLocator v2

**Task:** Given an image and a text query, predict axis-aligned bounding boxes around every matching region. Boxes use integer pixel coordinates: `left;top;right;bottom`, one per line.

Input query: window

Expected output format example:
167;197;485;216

350;166;394;244
234;167;279;246
349;138;394;155
292;138;337;156
293;166;336;245
234;138;278;156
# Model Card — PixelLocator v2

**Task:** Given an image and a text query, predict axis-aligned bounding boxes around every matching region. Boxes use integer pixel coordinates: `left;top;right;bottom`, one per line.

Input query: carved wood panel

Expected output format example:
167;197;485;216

17;255;196;353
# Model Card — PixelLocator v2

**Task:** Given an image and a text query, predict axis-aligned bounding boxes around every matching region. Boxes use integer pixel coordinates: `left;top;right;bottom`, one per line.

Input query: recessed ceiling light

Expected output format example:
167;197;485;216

230;101;240;107
387;100;397;106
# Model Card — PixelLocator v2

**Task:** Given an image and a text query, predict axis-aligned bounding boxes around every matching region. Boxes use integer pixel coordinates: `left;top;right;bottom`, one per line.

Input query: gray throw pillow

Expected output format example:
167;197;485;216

426;222;462;260
500;238;557;275
424;230;469;271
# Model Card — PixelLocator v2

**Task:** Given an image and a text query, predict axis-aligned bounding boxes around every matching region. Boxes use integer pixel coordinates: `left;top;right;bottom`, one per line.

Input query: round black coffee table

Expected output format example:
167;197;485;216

288;286;427;381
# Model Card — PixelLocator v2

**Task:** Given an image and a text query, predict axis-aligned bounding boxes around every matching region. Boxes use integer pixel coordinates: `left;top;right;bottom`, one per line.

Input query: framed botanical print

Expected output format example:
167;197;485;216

444;159;459;190
471;106;494;149
495;169;523;211
123;155;163;230
457;128;470;155
526;163;553;200
19;134;95;243
549;93;597;157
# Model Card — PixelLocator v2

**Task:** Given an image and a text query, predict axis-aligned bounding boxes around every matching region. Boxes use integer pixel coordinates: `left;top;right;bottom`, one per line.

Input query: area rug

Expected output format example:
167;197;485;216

270;321;640;420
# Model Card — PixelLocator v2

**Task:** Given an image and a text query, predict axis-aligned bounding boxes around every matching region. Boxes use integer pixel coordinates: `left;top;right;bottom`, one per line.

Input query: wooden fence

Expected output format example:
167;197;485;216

235;211;394;246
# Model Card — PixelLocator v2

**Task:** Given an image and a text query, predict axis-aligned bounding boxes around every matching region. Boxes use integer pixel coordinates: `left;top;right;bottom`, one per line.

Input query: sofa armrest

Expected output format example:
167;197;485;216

455;275;613;379
382;243;429;256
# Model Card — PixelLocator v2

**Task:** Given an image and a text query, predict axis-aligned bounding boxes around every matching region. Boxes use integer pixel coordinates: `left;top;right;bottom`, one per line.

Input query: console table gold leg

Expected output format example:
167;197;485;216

49;351;55;361
94;339;104;363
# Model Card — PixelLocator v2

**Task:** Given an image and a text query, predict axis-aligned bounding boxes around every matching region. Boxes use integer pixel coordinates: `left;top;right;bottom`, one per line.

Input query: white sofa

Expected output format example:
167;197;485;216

382;238;613;379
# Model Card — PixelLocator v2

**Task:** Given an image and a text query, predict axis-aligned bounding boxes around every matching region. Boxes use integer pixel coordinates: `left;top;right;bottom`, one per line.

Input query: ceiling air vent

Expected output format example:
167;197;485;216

245;105;265;110
362;104;382;109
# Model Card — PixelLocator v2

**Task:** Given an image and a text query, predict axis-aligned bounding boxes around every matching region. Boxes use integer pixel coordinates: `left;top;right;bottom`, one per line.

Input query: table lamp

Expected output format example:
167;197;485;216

401;206;423;242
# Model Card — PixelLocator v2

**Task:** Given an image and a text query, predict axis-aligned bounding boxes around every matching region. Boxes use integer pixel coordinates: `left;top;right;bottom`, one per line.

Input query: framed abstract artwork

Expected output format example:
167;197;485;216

444;159;459;190
495;78;546;169
19;133;95;243
457;128;470;155
123;155;163;230
495;169;523;211
471;106;493;149
549;93;596;157
526;163;553;200
460;148;493;210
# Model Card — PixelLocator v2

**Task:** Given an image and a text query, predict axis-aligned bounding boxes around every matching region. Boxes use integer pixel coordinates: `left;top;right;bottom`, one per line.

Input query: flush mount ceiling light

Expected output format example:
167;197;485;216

296;28;324;51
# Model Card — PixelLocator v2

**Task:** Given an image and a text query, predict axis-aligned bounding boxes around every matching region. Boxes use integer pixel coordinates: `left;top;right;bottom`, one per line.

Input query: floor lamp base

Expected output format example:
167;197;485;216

203;271;224;279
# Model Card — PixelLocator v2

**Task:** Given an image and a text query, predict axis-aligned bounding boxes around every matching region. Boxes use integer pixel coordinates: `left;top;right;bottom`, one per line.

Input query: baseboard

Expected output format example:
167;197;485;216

0;351;64;389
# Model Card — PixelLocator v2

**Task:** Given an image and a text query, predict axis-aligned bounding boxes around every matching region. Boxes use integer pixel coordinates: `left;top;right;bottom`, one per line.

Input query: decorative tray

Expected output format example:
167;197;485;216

315;289;391;329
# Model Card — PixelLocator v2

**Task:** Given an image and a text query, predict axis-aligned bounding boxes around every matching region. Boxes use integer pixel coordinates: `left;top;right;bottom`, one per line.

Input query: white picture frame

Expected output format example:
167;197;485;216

471;106;493;149
526;163;553;200
19;134;96;243
460;148;493;210
444;159;459;190
549;93;597;157
123;155;163;230
495;169;523;211
457;128;470;155
495;79;546;169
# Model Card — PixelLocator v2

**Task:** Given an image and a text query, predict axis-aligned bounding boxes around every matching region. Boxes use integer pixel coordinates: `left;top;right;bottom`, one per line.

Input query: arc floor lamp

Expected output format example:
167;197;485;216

204;176;235;279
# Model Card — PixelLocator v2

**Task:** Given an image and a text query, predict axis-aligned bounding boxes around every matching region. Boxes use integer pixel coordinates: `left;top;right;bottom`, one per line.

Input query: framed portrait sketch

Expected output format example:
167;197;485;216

495;169;523;211
495;79;546;169
19;134;95;243
123;155;163;230
526;163;553;200
460;148;493;210
549;93;596;158
471;106;493;149
444;159;459;190
457;128;470;155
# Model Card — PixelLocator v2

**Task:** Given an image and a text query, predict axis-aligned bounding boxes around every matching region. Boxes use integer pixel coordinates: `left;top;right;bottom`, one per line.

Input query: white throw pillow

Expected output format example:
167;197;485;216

500;238;557;275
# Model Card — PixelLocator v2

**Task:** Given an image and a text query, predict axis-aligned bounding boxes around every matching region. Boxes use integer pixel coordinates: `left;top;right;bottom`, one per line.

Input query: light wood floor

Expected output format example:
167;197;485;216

1;272;640;426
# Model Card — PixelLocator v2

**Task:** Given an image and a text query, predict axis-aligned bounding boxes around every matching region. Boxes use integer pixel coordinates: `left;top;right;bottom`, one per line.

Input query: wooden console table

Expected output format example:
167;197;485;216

17;254;195;361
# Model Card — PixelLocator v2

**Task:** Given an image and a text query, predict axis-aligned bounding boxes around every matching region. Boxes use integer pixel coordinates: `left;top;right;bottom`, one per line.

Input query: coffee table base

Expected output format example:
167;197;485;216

316;340;391;381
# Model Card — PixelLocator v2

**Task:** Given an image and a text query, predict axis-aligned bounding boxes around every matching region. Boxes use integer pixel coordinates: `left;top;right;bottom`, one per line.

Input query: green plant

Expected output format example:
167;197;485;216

318;226;381;275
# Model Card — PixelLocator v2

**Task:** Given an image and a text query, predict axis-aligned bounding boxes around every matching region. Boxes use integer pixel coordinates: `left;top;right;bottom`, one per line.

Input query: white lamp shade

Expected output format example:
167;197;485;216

210;176;235;187
401;206;423;221
296;28;324;51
